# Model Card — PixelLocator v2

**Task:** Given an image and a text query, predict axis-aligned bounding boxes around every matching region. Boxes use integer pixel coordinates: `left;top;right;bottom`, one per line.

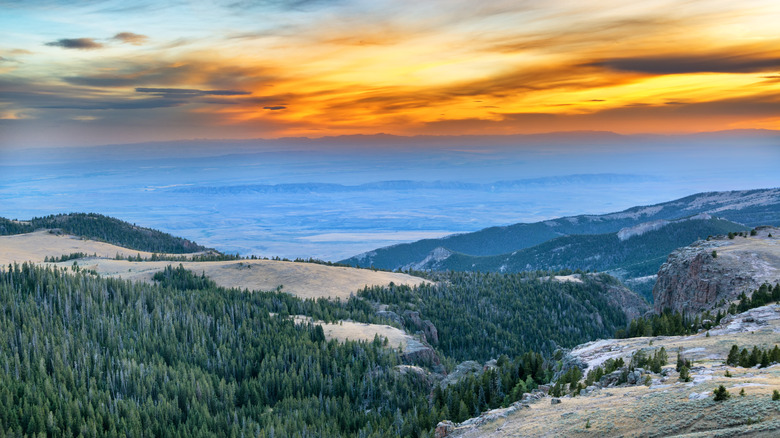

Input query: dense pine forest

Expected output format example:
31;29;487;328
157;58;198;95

0;263;435;437
358;271;632;362
0;214;205;253
0;263;571;437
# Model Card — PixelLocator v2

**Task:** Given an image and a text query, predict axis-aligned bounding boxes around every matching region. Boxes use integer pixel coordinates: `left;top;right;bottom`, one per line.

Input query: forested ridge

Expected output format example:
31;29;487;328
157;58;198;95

0;263;443;437
359;271;633;362
414;218;747;279
0;263;627;436
0;214;205;254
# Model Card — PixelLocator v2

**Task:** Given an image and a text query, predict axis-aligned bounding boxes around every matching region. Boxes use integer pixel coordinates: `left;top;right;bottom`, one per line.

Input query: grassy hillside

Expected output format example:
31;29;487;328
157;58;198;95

0;213;206;253
340;188;779;270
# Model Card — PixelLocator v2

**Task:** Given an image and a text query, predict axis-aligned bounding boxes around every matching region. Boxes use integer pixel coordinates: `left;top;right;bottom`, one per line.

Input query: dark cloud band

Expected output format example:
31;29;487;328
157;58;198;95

589;53;780;74
45;38;103;50
136;88;251;97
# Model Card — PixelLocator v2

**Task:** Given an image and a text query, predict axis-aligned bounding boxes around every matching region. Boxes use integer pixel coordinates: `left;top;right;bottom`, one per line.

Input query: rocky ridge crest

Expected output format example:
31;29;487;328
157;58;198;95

653;226;780;314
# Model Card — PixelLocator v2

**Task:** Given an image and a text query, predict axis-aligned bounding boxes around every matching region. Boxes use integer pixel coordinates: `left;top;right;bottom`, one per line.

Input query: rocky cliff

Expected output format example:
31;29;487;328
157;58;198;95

653;226;780;314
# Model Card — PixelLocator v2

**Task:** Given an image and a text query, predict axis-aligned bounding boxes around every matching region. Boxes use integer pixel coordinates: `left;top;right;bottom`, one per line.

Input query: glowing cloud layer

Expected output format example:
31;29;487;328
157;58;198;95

2;0;779;146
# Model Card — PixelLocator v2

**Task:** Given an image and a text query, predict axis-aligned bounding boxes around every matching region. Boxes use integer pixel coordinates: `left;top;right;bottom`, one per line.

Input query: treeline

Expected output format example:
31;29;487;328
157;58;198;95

0;263;449;437
618;283;780;338
433;352;550;423
359;271;630;362
152;264;218;290
616;309;724;338
726;344;780;368
0;213;206;253
114;252;242;262
43;252;92;263
728;283;780;314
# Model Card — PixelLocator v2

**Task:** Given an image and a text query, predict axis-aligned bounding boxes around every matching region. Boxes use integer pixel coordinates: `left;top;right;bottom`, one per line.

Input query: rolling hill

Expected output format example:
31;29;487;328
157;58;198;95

0;213;206;253
0;229;427;300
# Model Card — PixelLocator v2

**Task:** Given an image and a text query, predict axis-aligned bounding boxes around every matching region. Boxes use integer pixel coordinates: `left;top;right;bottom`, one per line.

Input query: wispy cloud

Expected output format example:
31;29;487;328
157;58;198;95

4;0;780;146
112;32;148;45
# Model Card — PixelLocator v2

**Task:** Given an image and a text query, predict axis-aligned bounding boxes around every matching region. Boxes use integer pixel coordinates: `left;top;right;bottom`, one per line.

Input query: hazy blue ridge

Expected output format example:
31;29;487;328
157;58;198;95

339;188;780;269
427;218;746;276
169;174;653;194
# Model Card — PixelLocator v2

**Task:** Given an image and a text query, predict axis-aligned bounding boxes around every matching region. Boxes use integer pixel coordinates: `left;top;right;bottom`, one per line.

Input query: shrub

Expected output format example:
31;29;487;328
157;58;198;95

773;390;780;401
679;365;691;382
713;385;730;401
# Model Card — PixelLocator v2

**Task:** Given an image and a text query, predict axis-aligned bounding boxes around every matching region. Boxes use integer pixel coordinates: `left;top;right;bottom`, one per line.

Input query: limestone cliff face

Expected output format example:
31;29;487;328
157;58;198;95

653;227;780;314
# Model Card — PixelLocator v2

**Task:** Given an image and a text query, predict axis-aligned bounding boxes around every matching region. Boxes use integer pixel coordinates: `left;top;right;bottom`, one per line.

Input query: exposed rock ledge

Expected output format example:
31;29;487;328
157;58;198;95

653;226;780;314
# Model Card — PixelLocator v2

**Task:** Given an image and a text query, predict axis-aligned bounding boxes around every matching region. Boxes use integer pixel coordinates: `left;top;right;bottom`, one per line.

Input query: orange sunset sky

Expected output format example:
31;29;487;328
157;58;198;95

2;0;780;147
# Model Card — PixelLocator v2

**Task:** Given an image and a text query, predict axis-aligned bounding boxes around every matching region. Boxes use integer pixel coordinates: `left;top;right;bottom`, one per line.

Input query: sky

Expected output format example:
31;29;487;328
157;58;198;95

2;0;780;147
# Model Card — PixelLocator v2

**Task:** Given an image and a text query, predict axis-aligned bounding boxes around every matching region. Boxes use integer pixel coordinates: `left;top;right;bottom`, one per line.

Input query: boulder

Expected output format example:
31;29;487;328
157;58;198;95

434;421;454;438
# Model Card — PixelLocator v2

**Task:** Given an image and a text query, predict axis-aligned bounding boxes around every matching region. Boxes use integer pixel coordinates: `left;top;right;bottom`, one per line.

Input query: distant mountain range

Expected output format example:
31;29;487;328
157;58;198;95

340;188;780;299
399;215;744;274
171;174;653;194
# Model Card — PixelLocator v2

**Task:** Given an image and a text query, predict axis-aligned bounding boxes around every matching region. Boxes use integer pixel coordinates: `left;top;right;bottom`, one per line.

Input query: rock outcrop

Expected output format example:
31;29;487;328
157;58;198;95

401;337;440;367
435;421;455;438
600;278;651;320
403;310;439;345
653;227;780;314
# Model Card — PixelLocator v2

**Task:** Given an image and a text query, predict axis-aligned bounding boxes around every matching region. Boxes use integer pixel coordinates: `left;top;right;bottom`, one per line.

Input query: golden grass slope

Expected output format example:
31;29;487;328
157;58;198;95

0;231;428;299
291;315;413;350
0;230;165;264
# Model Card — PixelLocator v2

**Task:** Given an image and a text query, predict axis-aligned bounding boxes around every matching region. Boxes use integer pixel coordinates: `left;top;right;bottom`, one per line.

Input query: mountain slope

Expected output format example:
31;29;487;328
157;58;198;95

0;229;428;300
340;188;780;270
412;216;746;277
357;271;650;362
449;304;780;437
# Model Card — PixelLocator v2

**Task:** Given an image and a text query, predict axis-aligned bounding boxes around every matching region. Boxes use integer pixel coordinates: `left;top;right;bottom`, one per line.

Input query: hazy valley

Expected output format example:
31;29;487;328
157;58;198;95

3;132;778;260
1;189;779;437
